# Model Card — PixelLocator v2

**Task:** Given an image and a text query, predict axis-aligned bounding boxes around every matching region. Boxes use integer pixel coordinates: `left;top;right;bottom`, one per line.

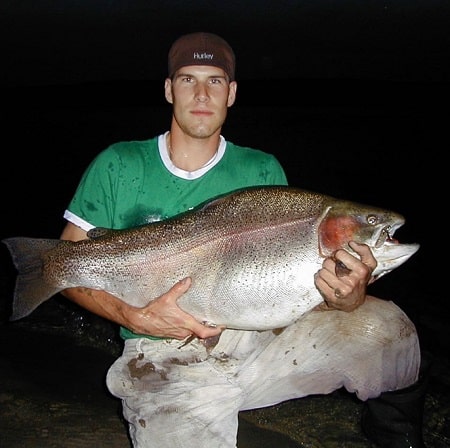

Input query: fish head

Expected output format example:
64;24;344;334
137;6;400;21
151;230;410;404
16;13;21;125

318;199;420;279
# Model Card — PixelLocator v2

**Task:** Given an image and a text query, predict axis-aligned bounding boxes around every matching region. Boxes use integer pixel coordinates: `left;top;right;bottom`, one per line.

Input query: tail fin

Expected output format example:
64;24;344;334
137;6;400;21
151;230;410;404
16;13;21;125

2;237;62;321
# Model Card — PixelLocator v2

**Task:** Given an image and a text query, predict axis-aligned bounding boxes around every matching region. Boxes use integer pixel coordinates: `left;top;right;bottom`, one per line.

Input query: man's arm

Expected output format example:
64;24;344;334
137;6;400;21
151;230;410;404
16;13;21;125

59;222;223;340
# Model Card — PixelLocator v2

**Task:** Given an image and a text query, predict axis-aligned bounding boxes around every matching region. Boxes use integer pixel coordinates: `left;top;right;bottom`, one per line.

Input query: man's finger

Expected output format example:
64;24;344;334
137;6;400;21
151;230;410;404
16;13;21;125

348;241;377;271
170;277;192;296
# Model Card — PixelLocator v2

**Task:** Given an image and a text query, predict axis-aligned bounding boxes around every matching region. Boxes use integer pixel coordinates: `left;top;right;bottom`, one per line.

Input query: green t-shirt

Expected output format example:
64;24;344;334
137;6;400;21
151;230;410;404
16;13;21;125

66;133;288;339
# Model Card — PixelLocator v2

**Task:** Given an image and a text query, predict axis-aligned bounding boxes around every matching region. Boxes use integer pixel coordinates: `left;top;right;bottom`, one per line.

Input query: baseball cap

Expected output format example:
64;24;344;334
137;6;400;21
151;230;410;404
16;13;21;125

168;32;236;81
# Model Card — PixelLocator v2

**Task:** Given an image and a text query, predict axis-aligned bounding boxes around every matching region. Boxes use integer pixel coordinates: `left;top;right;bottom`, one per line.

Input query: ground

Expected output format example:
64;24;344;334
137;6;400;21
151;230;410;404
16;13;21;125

0;296;449;448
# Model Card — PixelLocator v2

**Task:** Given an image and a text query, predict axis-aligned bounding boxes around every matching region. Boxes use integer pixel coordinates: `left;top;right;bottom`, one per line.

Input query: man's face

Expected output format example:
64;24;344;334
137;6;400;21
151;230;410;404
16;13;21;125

164;65;237;139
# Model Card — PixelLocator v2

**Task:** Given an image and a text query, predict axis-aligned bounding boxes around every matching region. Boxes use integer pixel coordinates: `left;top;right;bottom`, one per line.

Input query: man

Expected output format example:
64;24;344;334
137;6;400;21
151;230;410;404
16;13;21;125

60;32;426;447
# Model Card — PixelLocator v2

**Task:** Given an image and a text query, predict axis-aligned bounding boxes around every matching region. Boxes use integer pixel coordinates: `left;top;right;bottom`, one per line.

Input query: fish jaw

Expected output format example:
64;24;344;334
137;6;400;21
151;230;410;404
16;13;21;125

370;242;420;279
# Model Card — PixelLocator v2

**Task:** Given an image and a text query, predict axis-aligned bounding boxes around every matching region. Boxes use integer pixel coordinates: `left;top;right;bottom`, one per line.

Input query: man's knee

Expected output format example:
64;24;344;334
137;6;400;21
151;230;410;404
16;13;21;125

342;296;418;347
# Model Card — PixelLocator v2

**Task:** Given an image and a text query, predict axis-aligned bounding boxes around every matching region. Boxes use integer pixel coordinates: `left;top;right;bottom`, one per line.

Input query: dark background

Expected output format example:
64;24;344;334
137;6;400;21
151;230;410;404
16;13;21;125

0;0;448;334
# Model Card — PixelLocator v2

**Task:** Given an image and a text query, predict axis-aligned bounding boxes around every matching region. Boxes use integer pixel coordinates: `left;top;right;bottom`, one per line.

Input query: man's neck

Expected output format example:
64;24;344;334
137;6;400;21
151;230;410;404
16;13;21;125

167;131;221;171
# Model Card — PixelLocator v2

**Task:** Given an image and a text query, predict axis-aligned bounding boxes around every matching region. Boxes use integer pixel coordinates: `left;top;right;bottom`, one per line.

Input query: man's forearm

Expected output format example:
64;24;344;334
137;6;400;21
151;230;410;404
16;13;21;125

61;287;131;327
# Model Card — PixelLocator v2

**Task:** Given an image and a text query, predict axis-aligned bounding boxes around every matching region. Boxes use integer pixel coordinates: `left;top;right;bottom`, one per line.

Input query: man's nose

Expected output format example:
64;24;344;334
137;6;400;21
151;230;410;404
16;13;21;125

195;83;209;102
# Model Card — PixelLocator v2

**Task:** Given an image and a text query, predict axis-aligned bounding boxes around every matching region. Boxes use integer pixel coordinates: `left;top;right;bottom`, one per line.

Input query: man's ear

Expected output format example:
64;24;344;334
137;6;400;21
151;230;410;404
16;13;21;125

227;81;237;107
164;78;173;104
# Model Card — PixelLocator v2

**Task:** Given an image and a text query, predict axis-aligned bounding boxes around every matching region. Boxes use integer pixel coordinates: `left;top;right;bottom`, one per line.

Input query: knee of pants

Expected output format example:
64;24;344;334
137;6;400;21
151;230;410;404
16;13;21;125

336;297;419;351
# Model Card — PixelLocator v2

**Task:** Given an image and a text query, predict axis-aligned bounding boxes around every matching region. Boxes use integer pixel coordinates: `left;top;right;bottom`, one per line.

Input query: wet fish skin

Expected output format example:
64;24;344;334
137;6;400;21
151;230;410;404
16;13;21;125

2;186;420;330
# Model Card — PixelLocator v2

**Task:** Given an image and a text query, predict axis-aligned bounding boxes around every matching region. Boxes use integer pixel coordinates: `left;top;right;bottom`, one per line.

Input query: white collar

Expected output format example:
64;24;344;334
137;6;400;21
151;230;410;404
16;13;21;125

158;131;226;180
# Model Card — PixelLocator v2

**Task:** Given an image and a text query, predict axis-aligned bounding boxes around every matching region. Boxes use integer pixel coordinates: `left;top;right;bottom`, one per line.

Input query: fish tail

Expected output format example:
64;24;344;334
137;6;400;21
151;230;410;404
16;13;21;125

2;237;62;321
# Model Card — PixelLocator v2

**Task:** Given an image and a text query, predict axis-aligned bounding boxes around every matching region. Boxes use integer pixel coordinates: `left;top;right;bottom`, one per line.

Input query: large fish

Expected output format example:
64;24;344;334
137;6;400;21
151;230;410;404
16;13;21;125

3;186;419;330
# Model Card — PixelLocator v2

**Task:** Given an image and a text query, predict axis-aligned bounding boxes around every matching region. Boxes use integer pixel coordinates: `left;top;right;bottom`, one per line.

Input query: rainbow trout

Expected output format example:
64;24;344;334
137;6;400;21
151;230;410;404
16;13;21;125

2;186;419;330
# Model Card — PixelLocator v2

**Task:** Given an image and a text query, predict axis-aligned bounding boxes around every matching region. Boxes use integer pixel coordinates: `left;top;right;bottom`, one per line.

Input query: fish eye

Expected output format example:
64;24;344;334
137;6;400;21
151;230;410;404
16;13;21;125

367;214;379;225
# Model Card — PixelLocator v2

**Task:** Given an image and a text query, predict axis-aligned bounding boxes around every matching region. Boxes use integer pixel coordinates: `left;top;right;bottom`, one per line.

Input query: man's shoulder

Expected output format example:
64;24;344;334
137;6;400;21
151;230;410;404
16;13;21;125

105;136;158;155
225;141;276;160
223;141;287;184
91;137;159;168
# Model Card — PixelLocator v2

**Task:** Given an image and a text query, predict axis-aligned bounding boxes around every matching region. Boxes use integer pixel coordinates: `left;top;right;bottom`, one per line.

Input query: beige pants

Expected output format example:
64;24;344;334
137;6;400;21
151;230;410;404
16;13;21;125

106;297;421;448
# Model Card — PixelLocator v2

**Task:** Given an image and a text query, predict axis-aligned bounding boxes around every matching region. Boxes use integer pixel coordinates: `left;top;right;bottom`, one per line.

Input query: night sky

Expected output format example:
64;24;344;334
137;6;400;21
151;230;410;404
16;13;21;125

1;1;449;86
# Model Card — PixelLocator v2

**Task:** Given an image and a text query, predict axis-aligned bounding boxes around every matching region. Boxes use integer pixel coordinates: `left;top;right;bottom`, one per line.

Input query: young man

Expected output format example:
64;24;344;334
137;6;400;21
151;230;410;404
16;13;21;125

60;32;426;447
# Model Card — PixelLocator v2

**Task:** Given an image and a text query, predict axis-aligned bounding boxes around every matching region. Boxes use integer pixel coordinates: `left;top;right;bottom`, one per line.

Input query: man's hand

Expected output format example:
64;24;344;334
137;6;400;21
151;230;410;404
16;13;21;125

124;277;225;340
314;241;377;312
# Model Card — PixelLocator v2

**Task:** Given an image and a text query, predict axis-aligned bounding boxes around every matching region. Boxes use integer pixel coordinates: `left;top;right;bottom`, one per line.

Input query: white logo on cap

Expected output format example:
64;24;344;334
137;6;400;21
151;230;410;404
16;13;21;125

193;52;214;61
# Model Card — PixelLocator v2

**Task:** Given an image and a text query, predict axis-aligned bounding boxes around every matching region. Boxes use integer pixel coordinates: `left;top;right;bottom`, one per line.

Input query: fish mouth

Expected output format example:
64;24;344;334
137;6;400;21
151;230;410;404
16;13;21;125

374;222;403;248
371;220;420;279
